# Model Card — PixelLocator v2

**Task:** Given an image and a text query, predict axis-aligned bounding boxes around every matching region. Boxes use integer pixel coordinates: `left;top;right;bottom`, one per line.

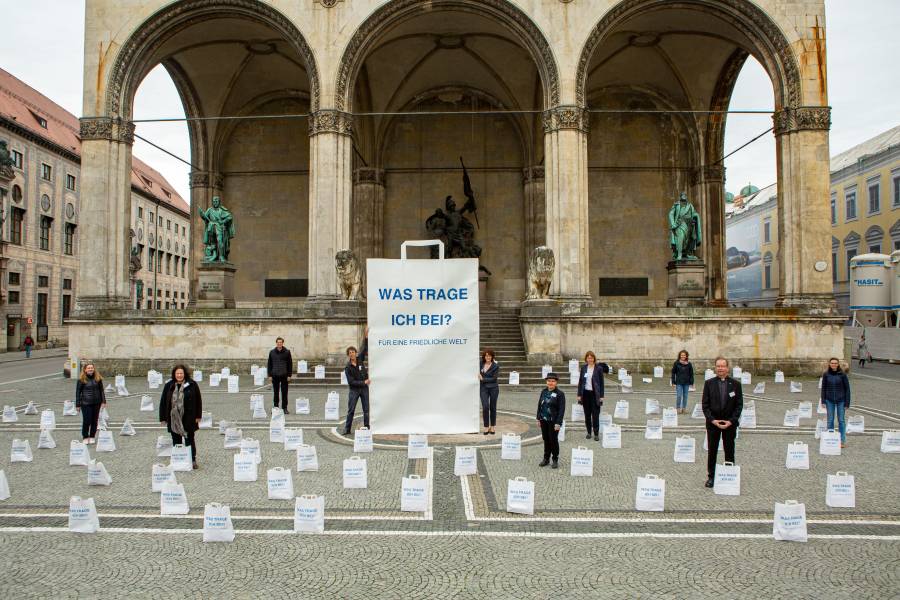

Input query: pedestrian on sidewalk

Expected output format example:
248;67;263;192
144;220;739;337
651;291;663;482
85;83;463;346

857;333;870;368
536;372;565;469
159;364;203;470
701;356;742;488
342;330;369;435
267;337;293;413
23;334;34;358
576;351;609;441
821;357;851;448
479;348;500;435
671;349;694;414
75;362;106;444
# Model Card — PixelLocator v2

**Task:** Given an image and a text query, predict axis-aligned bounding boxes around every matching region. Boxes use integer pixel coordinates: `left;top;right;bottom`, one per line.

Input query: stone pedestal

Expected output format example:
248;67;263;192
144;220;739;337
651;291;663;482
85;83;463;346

197;263;236;308
667;261;706;307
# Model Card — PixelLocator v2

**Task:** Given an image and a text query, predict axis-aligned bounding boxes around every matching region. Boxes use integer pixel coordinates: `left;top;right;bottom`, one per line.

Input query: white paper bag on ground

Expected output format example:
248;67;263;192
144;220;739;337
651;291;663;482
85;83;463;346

193;370;203;382
240;438;261;464
704;369;715;381
635;474;665;512
120;418;136;436
116;384;129;396
621;376;632;391
224;428;242;449
691;403;704;419
454;446;477;476
96;430;116;452
814;419;826;439
24;401;38;415
407;434;429;459
0;470;9;500
614;400;629;420
354;427;374;453
151;463;177;492
10;439;32;462
160;483;189;515
785;441;810;470
296;444;319;471
170;444;192;471
220;367;231;377
233;452;258;482
598;413;612;433
732;367;743;379
37;429;56;449
617;368;627;381
209;374;221;387
783;410;800;427
819;429;841;456
218;420;231;435
558;420;566;442
252;401;267;420
642;377;652;384
673;436;696;463
662;407;678;428
817;402;827;415
654;366;664;378
199;412;213;429
40;409;56;430
340;371;348;386
298;360;308;374
254;372;265;387
294;495;325;533
826;472;856;508
203;503;235;543
603;424;622;449
798;402;812;419
740;372;751;385
501;433;521;460
227;375;239;393
570;371;581;386
773;500;807;542
753;382;766;394
140;395;154;412
68;496;100;533
775;370;785;383
400;474;428;512
115;374;125;388
570;446;593;477
790;381;802;393
269;420;285;444
569;359;579;374
714;462;741;496
881;430;900;453
69;440;90;466
87;460;112;486
645;398;660;415
508;371;520;385
572;403;585;423
506;477;535;515
283;428;304;451
62;401;77;416
645;419;663;440
846;415;864;434
267;467;294;500
740;405;757;429
295;397;311;415
325;392;340;420
541;365;552;379
314;365;326;379
343;456;368;489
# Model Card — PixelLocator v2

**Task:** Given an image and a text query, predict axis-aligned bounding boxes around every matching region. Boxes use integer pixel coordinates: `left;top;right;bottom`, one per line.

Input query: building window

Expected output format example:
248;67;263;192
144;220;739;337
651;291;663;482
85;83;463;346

64;223;76;255
764;264;771;290
9;272;20;286
845;249;857;279
8;291;20;304
845;191;857;221
63;278;73;290
763;219;771;244
870;244;881;255
137;206;143;219
832;252;838;283
830;194;836;224
38;275;49;288
174;223;179;234
41;163;52;181
868;181;880;215
157;252;162;272
10;207;25;245
166;219;171;230
156;301;161;309
12;184;22;203
39;216;52;250
165;254;171;275
182;257;187;277
149;210;154;223
62;294;72;321
66;174;76;191
893;172;900;208
147;299;153;309
158;216;163;227
11;149;23;169
37;293;48;341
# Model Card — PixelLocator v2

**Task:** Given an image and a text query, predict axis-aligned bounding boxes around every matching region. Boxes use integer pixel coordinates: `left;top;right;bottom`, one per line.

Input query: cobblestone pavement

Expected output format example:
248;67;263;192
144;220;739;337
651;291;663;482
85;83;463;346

0;366;897;598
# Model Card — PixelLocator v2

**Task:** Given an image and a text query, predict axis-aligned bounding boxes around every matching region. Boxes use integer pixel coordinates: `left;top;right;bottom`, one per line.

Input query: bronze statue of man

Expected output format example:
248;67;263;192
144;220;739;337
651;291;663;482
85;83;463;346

668;192;701;261
199;195;235;263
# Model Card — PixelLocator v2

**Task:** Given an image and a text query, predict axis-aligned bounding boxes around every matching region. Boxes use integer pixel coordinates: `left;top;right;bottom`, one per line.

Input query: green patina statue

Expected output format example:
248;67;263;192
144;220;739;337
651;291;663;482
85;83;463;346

199;195;235;263
0;141;14;169
668;192;701;262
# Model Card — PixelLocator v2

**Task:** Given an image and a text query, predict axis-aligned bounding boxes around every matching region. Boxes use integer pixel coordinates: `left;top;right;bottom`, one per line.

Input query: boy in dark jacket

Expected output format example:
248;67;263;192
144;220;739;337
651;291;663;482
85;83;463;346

536;372;565;469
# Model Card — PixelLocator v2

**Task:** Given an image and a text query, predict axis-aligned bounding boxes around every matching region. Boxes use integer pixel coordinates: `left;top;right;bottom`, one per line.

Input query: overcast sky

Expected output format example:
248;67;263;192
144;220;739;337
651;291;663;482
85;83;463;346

1;0;897;202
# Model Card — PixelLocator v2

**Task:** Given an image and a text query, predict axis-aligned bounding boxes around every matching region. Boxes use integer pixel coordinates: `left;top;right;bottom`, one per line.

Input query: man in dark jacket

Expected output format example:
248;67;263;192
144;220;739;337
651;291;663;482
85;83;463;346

267;337;293;413
701;356;743;488
342;336;369;435
536;372;566;469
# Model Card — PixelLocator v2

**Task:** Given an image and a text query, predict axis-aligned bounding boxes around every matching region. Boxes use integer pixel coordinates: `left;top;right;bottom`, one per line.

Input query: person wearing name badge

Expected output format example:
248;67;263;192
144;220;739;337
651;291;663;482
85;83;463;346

670;349;694;415
159;364;203;470
536;372;565;469
342;331;370;435
74;362;106;445
821;357;851;448
576;351;609;441
267;336;293;414
479;348;500;435
701;356;743;488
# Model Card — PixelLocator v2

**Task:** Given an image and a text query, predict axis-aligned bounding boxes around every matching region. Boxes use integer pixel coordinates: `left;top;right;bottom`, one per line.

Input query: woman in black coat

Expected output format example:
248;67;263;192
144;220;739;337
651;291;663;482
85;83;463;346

479;349;500;435
75;362;106;444
820;357;851;447
576;351;609;441
159;364;203;469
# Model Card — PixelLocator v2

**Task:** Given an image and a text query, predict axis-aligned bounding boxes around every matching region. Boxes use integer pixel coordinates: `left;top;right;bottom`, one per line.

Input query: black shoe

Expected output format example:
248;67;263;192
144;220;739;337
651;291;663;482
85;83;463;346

341;428;351;435
593;434;599;441
551;460;559;469
539;458;550;467
705;478;714;488
585;433;592;439
490;430;496;435
282;409;289;415
483;430;489;435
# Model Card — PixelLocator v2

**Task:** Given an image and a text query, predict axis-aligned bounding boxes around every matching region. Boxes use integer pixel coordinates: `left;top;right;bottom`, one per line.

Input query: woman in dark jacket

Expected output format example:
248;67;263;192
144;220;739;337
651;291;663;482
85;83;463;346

75;362;106;444
671;349;694;414
821;357;851;447
536;372;566;469
159;364;203;469
479;348;500;435
576;351;610;441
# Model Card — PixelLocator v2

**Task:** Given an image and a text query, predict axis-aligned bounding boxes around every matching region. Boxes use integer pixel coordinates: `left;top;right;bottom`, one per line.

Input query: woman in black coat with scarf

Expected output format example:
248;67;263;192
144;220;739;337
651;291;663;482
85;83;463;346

159;364;203;469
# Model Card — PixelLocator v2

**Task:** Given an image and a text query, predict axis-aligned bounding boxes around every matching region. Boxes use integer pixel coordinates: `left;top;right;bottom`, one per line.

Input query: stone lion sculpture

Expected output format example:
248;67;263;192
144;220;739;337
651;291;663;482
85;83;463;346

335;249;364;300
526;246;555;300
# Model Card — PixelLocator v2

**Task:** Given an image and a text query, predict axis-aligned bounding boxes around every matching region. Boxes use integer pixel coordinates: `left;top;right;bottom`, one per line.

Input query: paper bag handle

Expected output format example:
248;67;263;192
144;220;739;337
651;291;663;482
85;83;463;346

401;239;444;260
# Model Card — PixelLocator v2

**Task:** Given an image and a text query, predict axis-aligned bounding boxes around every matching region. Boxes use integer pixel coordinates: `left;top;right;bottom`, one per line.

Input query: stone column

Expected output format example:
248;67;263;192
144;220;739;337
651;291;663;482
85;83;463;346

542;106;591;304
523;166;546;255
74;117;135;313
701;164;727;305
187;171;224;307
773;107;834;308
308;110;353;301
352;167;385;263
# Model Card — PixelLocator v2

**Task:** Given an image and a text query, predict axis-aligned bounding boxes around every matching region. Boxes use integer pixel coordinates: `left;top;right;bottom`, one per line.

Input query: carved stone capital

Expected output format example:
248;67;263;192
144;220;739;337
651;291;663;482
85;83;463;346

353;167;385;186
189;171;224;190
542;105;589;134
308;110;354;137
522;166;545;183
702;164;725;183
79;117;135;144
314;0;344;6
773;106;831;136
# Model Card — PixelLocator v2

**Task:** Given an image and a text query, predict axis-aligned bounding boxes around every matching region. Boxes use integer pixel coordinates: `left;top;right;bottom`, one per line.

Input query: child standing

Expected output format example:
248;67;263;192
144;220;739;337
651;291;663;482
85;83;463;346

535;372;565;469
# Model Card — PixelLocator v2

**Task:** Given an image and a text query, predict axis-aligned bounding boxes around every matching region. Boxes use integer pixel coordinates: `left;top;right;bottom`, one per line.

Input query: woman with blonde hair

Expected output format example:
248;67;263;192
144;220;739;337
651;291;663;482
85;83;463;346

576;351;610;441
75;362;106;444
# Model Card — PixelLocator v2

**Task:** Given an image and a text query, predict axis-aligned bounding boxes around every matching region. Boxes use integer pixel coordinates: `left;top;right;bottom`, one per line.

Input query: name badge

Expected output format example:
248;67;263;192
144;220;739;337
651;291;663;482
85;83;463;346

729;391;735;397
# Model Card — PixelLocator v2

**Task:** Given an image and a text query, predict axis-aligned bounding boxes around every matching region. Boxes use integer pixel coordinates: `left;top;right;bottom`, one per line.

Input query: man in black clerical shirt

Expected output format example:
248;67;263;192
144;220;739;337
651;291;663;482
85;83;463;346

701;356;743;488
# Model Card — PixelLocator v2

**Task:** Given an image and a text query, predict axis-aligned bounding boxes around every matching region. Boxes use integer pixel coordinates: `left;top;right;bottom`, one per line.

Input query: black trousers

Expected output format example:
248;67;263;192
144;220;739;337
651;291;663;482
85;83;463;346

80;404;101;439
706;421;737;478
480;386;499;427
539;420;560;460
171;430;197;461
344;388;370;431
272;375;289;410
581;389;601;434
